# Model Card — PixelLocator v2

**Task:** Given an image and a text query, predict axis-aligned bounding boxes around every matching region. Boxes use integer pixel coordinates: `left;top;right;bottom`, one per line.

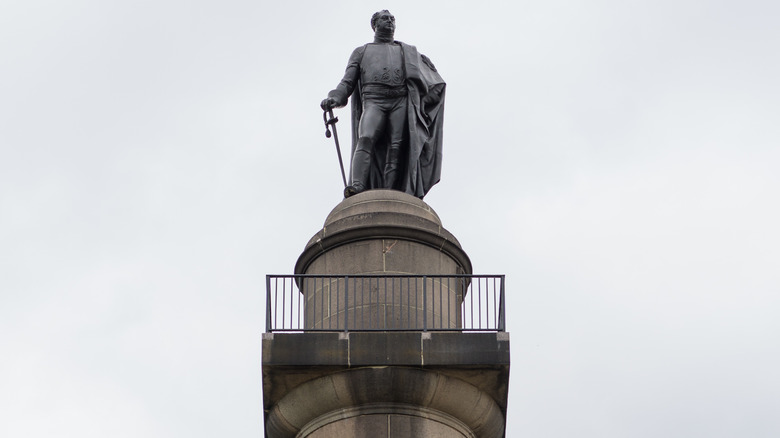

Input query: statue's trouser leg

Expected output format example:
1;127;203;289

353;101;388;191
383;96;408;190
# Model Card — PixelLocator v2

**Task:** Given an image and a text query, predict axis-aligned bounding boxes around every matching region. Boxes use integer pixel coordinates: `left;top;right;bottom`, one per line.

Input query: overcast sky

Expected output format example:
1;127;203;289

1;0;779;437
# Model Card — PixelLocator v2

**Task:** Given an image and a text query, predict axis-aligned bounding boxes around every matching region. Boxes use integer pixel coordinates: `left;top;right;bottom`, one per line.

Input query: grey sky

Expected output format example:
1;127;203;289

1;0;778;437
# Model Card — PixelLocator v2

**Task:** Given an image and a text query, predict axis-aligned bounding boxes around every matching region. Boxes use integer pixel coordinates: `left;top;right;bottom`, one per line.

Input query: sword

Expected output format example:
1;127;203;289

323;108;348;188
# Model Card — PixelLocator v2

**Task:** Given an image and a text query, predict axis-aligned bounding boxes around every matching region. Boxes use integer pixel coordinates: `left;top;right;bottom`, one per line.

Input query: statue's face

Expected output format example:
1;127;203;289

374;12;395;33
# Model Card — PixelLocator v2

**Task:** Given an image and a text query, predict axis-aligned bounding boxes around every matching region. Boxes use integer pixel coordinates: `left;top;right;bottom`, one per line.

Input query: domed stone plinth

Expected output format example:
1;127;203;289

295;190;471;276
294;190;472;330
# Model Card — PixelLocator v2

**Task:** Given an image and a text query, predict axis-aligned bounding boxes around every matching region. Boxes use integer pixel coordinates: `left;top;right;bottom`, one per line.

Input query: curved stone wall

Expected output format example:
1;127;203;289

265;367;504;438
293;190;472;330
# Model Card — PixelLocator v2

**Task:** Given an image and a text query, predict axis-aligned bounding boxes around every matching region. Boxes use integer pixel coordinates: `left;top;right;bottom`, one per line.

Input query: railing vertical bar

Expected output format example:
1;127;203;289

307;278;318;330
391;276;395;329
430;277;435;328
291;277;295;329
460;278;464;329
493;277;498;329
390;278;396;329
344;276;349;332
423;276;427;331
274;277;279;330
367;277;372;329
373;277;378;329
433;277;444;328
279;278;287;329
472;277;476;330
478;277;483;329
312;276;315;330
323;276;328;330
401;277;405;329
290;277;295;329
407;277;412;329
404;277;408;329
409;277;413;329
409;277;413;330
402;277;406;329
265;275;272;332
470;277;474;330
289;277;294;329
334;277;339;330
297;277;302;330
310;277;315;330
363;277;368;329
405;277;409;329
333;277;337;330
499;276;506;331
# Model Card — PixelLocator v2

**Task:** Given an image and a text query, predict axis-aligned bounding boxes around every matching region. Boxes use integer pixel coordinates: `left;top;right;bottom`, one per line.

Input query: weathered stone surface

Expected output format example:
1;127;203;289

262;331;510;437
265;367;503;438
302;276;461;330
302;407;474;438
295;190;471;276
263;332;509;369
390;414;470;438
308;414;389;438
325;189;441;224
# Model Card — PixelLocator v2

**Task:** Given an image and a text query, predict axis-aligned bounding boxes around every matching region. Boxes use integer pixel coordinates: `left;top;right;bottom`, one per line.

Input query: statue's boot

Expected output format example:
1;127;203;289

346;139;372;197
384;144;401;190
344;185;362;198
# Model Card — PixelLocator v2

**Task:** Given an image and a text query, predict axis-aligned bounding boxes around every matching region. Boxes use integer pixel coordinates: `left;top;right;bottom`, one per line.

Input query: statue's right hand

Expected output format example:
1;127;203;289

320;97;336;111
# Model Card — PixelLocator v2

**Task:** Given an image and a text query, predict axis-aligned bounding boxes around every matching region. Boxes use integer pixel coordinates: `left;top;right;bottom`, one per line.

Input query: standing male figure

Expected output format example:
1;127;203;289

321;10;446;199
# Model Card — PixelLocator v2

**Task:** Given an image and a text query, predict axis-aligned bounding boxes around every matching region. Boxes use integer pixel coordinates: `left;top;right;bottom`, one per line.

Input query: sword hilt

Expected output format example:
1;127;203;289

323;110;338;138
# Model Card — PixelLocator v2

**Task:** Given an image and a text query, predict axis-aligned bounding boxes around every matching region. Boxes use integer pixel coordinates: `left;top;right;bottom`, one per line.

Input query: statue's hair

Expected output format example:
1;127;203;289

371;10;392;30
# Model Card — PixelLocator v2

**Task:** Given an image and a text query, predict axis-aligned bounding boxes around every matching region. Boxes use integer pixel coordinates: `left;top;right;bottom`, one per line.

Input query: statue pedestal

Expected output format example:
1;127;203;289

294;190;472;330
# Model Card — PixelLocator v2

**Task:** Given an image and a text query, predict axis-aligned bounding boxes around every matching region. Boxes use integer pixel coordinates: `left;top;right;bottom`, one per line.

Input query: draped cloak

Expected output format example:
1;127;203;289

328;41;445;199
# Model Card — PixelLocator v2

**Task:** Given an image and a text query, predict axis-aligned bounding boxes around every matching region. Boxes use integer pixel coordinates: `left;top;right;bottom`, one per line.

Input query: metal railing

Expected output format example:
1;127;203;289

266;274;505;332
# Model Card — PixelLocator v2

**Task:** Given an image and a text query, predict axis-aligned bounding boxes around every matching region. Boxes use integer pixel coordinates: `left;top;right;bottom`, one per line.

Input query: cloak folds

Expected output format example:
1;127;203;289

345;42;446;199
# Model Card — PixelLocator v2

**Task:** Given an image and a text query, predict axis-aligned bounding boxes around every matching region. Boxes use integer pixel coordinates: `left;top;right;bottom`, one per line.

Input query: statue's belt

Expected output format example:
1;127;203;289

361;84;408;98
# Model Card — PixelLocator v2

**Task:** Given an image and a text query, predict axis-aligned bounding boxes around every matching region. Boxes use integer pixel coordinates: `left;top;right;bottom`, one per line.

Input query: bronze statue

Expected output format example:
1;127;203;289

321;10;445;199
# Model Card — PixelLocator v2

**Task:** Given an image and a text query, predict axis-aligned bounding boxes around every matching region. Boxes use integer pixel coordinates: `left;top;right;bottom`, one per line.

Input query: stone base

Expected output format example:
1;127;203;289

262;332;510;438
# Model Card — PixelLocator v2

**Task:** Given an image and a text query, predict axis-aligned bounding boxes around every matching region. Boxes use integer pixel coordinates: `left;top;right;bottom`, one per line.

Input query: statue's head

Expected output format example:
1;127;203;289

371;10;395;33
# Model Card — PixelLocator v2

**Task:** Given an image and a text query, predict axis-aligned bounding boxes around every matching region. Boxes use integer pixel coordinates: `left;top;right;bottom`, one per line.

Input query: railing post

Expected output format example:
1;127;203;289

498;275;506;332
422;276;427;331
265;275;272;332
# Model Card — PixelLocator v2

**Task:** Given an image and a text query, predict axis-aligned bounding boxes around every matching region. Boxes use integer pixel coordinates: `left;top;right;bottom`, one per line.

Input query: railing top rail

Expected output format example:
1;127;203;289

267;274;505;279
